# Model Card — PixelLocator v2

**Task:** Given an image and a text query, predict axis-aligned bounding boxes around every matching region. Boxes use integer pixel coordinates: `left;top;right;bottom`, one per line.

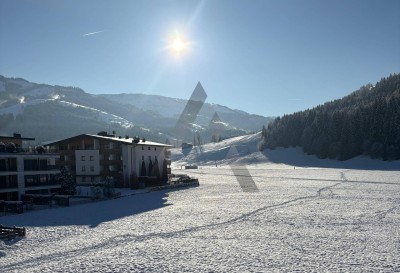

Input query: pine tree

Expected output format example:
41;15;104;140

58;167;76;195
260;73;400;160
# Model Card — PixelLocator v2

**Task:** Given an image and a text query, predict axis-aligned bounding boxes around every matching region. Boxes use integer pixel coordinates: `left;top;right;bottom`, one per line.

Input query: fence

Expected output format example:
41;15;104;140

0;225;26;241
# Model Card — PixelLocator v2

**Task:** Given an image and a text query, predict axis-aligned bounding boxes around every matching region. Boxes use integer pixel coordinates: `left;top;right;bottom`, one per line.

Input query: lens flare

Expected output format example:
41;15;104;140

172;38;185;52
168;30;189;56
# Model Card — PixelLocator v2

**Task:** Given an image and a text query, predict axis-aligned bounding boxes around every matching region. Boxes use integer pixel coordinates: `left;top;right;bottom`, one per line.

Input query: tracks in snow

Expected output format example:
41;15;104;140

1;172;351;271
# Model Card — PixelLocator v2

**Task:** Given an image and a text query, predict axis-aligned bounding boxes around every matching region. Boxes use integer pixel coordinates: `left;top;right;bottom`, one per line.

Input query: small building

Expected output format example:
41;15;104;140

45;133;173;187
0;134;60;201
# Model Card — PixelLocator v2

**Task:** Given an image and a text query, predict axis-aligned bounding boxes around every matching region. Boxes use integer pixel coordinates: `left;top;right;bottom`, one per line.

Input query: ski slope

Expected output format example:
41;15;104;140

1;135;399;272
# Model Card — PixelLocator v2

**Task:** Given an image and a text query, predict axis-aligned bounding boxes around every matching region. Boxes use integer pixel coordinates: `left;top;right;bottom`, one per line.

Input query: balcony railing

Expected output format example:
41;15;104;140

24;165;60;172
0;148;58;155
25;180;61;188
0;182;18;189
0;167;18;172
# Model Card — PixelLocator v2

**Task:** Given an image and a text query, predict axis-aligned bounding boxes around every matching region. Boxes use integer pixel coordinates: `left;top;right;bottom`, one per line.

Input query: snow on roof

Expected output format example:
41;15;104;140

86;134;173;147
46;133;173;148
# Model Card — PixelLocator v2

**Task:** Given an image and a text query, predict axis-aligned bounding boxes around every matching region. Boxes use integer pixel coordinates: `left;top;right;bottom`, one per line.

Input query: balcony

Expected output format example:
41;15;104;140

0;166;18;172
25;180;61;188
24;165;60;172
0;181;18;189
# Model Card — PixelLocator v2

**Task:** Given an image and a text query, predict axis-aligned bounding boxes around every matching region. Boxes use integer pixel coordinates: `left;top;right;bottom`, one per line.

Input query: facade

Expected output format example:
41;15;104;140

46;133;173;187
0;134;60;201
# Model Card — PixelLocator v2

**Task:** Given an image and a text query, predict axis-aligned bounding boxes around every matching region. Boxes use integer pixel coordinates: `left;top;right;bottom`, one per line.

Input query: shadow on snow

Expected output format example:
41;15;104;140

261;147;400;171
0;190;173;228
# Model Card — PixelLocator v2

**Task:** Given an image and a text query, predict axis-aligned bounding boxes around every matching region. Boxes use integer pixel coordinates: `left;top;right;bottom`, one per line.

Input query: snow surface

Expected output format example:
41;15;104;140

172;133;400;170
56;100;135;128
0;96;134;128
1;134;399;272
0;99;47;117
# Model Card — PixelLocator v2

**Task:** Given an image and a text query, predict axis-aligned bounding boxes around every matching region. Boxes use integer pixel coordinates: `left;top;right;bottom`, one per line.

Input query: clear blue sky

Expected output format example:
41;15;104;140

1;0;399;117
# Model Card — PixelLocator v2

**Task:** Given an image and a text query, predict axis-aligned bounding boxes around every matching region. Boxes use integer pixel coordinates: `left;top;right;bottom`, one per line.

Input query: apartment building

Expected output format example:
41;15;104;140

0;134;60;201
46;132;172;187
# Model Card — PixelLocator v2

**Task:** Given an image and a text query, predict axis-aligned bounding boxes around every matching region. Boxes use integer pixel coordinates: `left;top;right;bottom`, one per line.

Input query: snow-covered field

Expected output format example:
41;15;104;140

1;134;399;272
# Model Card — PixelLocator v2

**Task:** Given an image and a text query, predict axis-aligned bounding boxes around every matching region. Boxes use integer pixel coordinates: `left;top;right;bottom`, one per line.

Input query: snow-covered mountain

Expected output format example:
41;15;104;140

0;76;273;142
171;132;400;170
100;93;272;132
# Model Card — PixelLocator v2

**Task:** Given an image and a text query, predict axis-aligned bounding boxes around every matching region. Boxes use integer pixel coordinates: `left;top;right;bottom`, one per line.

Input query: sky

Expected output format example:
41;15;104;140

0;0;399;117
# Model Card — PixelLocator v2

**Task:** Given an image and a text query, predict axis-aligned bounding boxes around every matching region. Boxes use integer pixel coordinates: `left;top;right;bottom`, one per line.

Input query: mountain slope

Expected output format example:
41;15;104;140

260;73;400;160
100;93;273;131
0;76;273;142
171;132;400;169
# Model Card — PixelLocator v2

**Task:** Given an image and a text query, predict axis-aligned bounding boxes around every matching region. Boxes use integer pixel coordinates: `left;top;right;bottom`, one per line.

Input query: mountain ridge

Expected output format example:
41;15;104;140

0;75;273;143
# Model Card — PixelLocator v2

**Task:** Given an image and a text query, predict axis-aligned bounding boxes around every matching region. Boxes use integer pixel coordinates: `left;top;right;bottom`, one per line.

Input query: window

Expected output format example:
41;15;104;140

81;156;85;161
82;177;86;183
40;175;47;183
24;159;37;171
148;147;150;150
25;175;35;185
82;166;86;172
142;146;144;150
155;156;157;160
154;147;156;151
90;166;94;172
90;156;94;161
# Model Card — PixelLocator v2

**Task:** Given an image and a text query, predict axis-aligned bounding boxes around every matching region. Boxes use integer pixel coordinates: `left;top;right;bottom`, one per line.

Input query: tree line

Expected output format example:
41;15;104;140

260;73;400;160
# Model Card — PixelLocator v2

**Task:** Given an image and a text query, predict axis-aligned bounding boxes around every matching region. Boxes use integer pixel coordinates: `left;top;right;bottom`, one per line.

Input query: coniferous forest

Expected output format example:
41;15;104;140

260;73;400;160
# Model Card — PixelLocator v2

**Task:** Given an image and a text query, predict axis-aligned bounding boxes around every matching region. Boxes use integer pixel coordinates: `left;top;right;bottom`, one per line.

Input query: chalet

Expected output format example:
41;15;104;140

45;132;173;187
0;134;60;201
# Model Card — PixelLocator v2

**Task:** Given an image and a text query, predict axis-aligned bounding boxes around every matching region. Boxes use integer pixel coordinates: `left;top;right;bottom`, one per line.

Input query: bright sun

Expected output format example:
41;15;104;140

168;30;189;56
172;38;185;53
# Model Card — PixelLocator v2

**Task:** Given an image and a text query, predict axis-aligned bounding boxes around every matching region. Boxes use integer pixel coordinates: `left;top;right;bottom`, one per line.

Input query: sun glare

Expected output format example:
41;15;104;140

172;38;185;52
168;30;189;57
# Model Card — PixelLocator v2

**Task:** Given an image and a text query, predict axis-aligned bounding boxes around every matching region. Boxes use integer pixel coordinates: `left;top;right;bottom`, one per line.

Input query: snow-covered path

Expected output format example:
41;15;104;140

1;165;400;272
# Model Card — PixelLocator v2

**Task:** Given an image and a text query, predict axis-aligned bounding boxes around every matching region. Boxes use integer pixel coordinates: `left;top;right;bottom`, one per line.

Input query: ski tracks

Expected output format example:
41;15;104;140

4;169;399;272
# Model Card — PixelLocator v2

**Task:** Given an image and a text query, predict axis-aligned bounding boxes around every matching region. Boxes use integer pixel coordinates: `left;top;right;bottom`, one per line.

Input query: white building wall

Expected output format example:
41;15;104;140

134;145;165;176
121;144;167;183
75;150;100;175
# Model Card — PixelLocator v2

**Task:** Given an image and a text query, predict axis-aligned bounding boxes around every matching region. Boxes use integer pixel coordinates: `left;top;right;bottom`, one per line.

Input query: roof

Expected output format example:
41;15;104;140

45;134;174;148
0;135;35;141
